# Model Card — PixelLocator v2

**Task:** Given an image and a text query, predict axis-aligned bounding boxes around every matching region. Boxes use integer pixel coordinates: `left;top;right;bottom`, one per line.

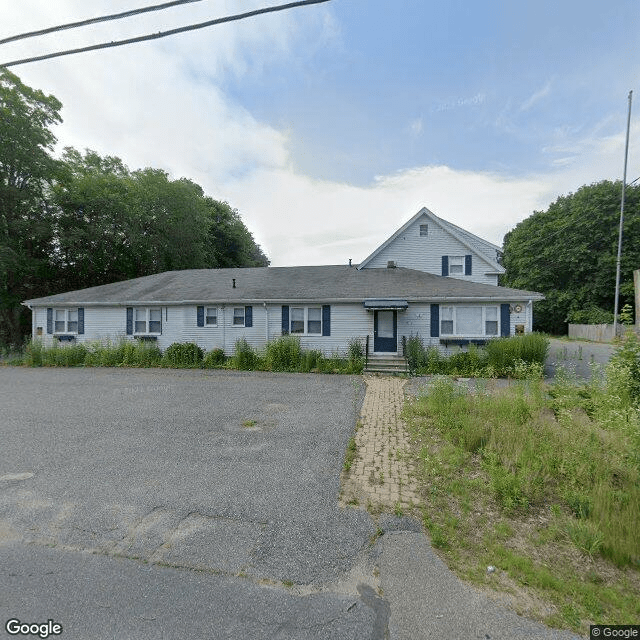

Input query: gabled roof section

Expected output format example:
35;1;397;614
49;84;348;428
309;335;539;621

357;207;504;273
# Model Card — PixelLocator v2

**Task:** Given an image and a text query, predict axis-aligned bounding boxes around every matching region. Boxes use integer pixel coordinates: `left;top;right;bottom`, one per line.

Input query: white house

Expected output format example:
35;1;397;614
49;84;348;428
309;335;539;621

23;207;543;356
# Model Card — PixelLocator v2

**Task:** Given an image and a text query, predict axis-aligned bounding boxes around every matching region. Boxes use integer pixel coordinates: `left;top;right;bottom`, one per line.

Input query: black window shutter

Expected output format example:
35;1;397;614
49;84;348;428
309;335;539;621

501;304;510;336
441;256;449;276
465;255;472;276
322;305;331;336
430;304;440;337
126;307;133;335
281;305;289;335
245;306;252;328
46;308;53;334
197;306;204;327
77;308;84;334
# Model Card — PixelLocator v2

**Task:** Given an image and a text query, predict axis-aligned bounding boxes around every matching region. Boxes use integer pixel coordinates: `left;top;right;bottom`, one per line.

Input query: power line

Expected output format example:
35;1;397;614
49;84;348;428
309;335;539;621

0;0;207;46
0;0;332;68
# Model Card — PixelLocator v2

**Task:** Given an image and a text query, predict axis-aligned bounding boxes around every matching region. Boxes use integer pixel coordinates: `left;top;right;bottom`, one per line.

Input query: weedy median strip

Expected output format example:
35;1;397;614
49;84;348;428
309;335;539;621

404;346;640;636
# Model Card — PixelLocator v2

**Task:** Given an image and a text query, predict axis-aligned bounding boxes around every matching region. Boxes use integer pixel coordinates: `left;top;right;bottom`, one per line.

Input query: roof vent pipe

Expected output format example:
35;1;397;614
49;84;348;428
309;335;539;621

232;278;236;288
349;258;352;267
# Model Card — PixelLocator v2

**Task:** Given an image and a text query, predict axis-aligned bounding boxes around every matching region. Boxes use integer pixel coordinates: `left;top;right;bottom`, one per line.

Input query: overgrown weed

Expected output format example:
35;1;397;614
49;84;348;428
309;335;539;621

405;351;640;634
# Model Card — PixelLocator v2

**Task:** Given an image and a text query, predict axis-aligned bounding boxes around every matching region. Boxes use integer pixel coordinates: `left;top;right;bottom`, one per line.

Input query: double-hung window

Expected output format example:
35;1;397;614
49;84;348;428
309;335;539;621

233;307;245;326
54;308;78;333
448;256;465;276
205;307;217;326
135;308;162;334
290;307;322;335
440;306;499;337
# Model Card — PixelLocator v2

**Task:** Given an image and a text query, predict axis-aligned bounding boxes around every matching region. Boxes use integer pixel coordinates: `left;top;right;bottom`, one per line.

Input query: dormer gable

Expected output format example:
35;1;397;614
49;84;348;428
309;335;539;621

357;207;504;286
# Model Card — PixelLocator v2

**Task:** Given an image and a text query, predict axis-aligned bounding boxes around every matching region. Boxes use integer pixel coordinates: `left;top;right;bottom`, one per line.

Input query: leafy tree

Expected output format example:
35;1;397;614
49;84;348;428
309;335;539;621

204;198;269;268
501;181;640;334
0;69;62;345
52;149;269;292
1;73;269;346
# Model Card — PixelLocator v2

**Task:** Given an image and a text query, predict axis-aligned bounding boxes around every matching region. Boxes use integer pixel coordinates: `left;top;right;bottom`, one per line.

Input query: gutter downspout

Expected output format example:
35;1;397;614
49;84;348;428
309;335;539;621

222;305;226;355
263;302;269;344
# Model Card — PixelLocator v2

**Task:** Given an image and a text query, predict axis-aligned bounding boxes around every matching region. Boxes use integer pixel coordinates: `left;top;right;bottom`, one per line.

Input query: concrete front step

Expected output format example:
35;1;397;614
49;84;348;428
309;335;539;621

365;355;408;374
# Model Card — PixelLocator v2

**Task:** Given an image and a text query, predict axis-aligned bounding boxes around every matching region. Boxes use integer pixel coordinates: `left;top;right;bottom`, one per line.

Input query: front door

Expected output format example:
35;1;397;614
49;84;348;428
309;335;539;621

374;310;397;352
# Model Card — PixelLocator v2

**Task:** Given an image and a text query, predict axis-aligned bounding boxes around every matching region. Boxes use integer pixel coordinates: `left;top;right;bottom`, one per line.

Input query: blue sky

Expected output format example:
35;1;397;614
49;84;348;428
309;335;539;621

1;0;639;265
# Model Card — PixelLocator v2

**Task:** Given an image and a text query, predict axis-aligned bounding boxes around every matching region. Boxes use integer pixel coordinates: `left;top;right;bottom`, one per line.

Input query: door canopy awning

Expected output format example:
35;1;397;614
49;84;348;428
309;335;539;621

363;299;409;310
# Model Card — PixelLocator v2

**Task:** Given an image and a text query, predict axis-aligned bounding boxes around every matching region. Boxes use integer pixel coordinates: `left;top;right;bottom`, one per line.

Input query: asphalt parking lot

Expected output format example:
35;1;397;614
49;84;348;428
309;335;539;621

1;368;381;639
0;367;580;640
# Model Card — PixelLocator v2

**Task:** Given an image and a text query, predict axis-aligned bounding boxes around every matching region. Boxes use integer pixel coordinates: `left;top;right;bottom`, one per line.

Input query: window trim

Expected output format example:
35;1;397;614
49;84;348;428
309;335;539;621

53;308;79;334
440;305;500;337
133;307;162;335
289;306;323;336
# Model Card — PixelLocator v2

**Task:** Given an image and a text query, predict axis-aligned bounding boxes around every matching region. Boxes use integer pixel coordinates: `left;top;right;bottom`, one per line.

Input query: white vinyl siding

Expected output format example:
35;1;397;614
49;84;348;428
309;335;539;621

361;215;500;286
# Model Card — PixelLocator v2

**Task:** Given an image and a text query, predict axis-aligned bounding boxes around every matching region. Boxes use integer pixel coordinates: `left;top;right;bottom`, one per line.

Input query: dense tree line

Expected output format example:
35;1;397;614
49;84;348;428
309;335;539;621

501;180;640;334
0;70;268;346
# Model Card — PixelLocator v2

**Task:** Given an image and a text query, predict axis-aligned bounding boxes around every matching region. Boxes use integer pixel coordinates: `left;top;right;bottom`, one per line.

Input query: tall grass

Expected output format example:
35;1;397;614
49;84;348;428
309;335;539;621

409;368;640;566
18;336;367;376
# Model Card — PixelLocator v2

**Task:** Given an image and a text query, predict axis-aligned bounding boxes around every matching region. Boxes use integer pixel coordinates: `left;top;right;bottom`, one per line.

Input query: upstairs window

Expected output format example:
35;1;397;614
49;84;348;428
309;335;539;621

419;224;428;236
448;256;465;275
233;307;245;326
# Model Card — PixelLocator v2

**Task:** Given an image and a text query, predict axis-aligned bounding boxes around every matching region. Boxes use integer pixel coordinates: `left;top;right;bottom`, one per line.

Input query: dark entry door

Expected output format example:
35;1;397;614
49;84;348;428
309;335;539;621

374;310;397;352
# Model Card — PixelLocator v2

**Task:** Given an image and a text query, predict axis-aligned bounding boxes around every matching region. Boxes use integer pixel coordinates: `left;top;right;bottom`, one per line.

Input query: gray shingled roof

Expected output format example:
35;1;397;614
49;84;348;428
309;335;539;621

24;266;543;306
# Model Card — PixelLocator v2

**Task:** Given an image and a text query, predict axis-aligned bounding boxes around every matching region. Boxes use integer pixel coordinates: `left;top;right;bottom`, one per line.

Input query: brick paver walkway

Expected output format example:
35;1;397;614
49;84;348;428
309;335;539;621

340;376;420;511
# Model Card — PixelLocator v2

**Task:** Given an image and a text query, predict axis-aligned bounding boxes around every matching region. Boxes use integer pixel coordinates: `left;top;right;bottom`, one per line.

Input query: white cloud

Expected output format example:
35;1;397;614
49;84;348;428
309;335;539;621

2;1;637;272
223;115;639;266
520;80;552;112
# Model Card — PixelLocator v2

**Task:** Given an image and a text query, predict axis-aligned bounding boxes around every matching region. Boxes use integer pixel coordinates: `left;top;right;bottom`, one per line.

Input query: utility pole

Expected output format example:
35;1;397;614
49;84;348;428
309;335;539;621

613;90;633;339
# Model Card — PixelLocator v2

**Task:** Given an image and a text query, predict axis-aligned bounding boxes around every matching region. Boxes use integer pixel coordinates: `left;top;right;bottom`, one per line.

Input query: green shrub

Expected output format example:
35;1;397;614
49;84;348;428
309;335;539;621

567;307;615;325
162;342;204;368
23;340;44;366
424;346;446;374
134;341;162;367
202;348;226;368
301;349;323;372
28;341;89;367
485;333;549;376
347;337;364;361
406;335;426;373
347;338;364;373
233;338;259;370
608;330;640;402
264;335;302;371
